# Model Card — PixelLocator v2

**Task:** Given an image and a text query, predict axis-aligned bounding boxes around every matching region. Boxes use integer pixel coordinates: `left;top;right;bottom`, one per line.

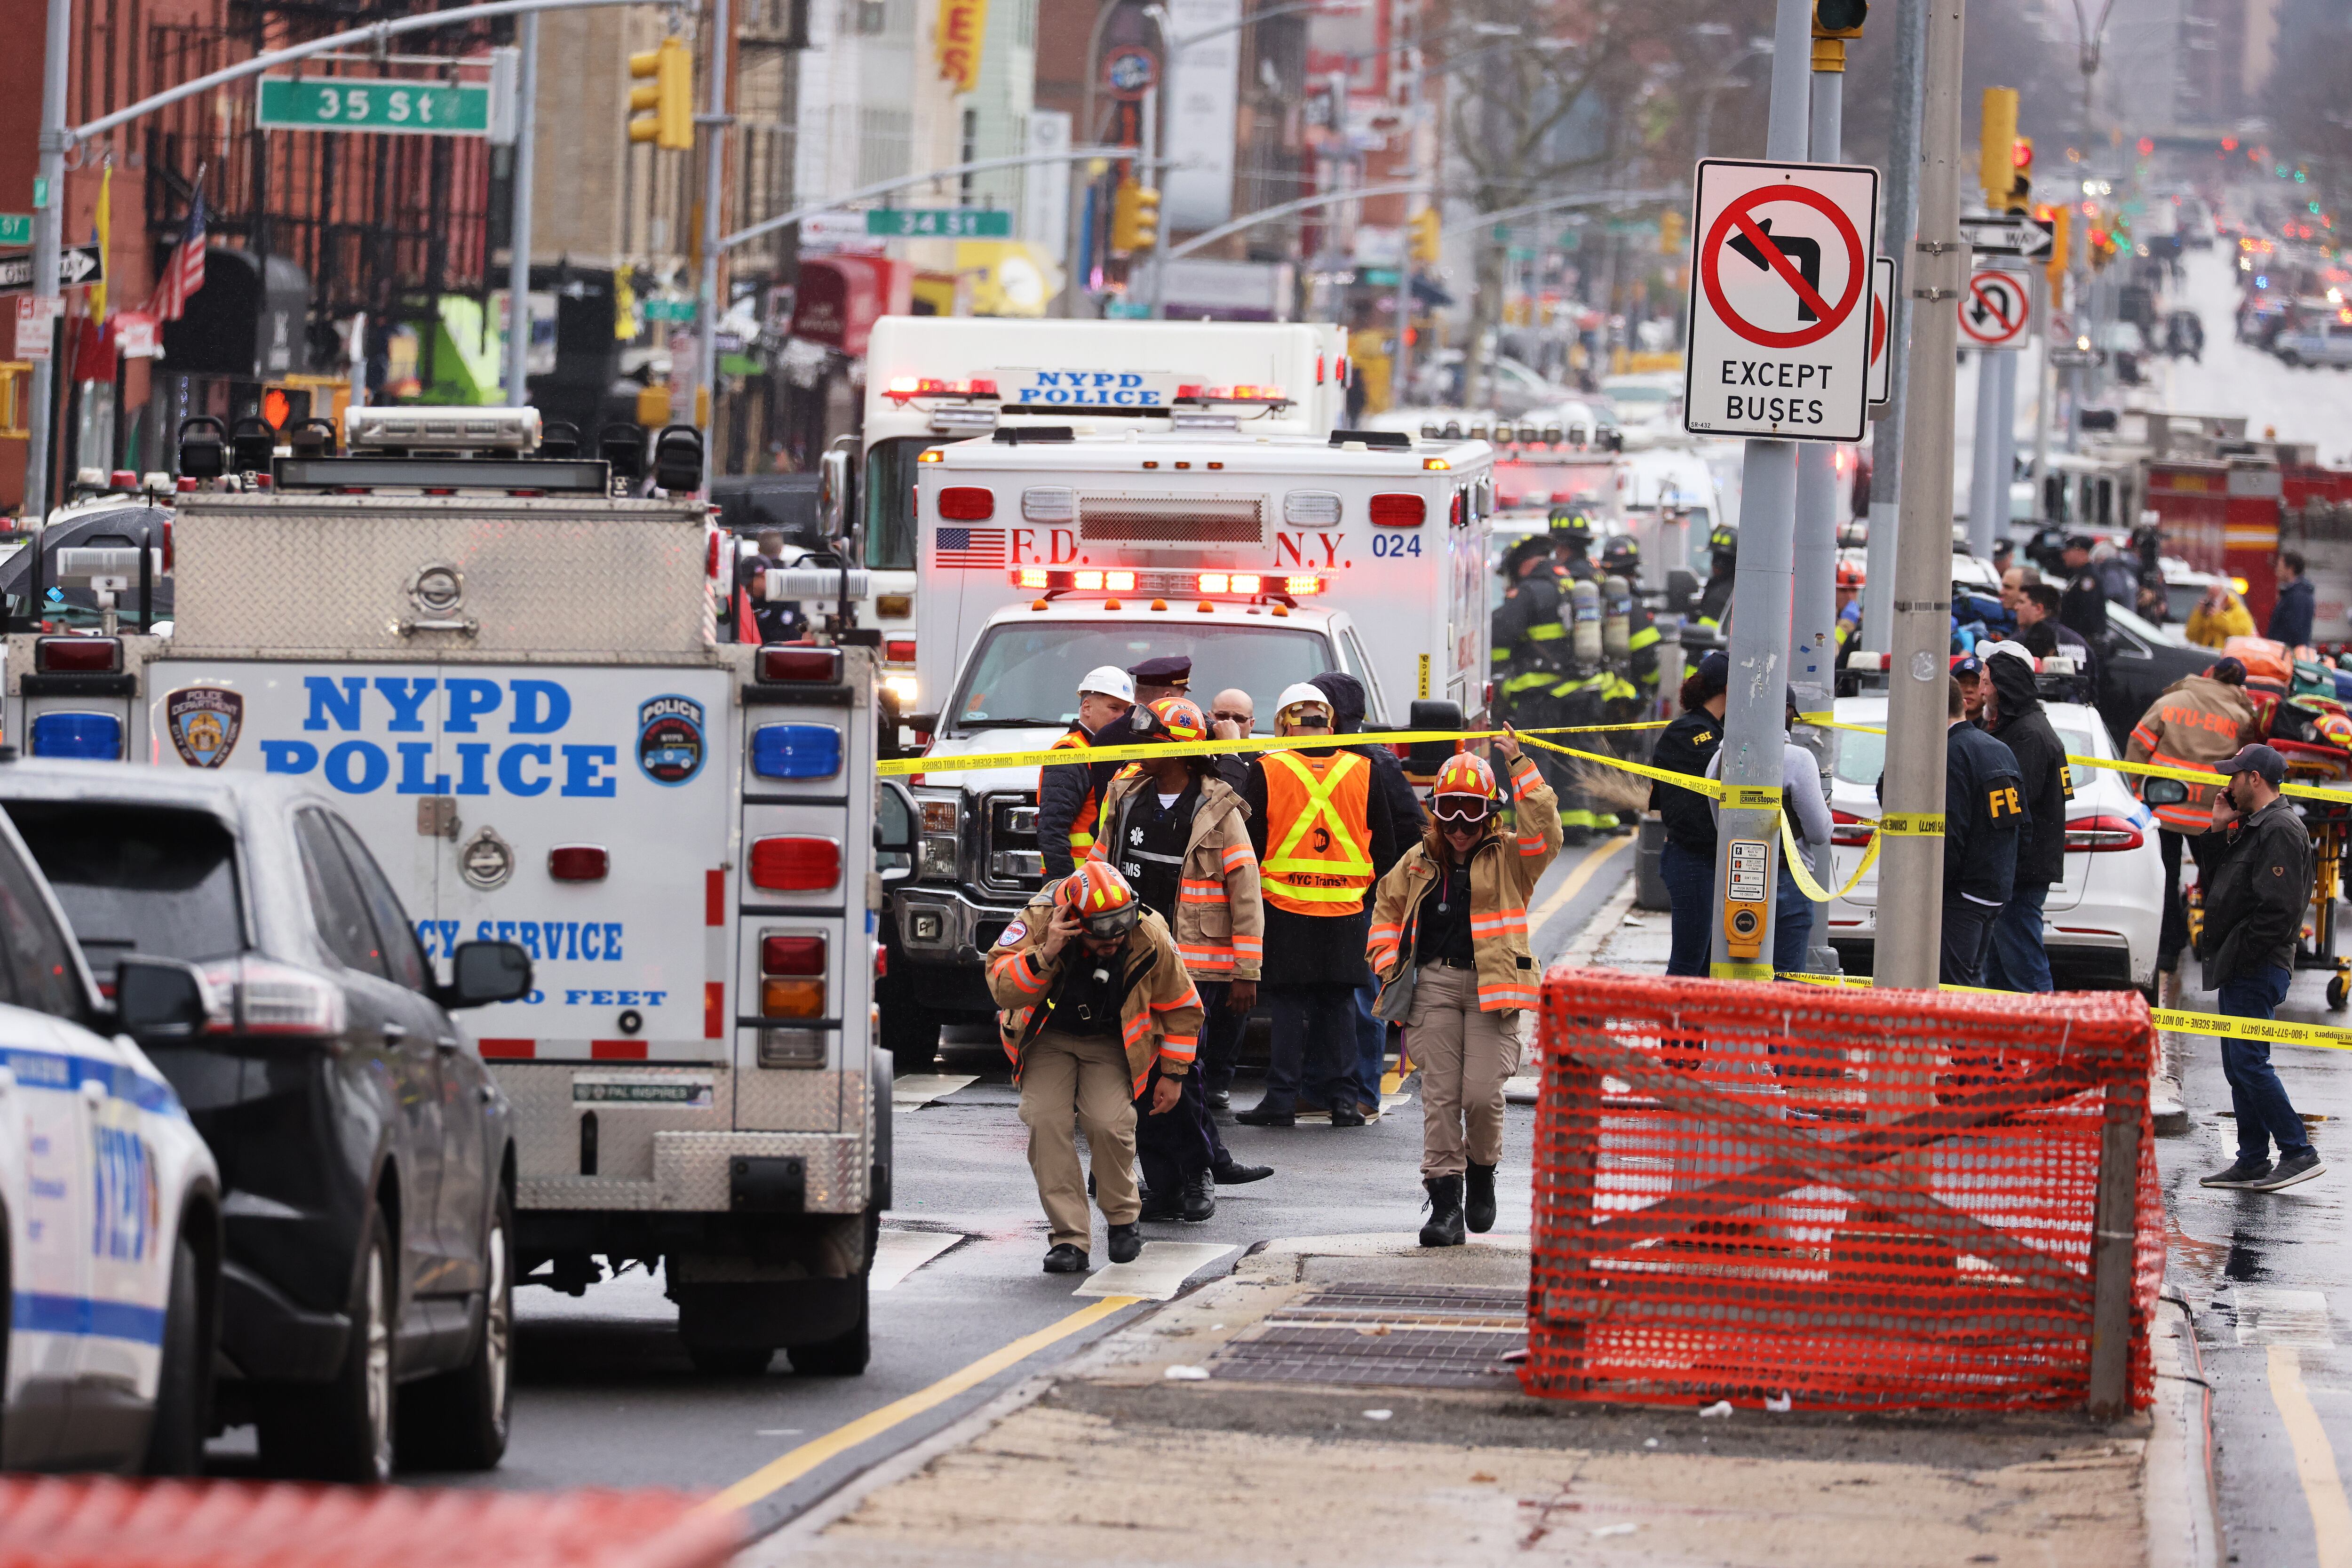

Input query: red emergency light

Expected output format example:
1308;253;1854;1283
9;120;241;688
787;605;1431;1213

884;376;1000;405
1367;493;1425;527
1009;567;1320;598
1174;384;1288;404
938;486;995;520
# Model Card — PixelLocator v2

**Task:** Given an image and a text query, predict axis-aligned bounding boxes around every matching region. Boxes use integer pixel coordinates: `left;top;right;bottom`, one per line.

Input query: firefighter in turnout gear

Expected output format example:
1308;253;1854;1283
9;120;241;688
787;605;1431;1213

1694;522;1738;636
1548;509;1601;584
1541;571;1610;847
1490;536;1571;740
1597;534;1660;828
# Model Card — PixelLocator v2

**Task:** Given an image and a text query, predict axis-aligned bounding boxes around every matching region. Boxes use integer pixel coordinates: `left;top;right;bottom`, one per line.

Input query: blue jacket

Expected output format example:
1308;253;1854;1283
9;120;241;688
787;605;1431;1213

2269;576;2315;649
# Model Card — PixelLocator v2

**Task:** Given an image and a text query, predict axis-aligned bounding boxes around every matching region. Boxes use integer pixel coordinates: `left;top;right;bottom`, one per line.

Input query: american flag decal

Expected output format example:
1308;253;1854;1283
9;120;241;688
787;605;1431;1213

935;526;1007;568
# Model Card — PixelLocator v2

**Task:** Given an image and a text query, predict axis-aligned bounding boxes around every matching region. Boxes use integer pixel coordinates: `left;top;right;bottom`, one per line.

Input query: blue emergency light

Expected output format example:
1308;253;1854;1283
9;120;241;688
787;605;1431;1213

751;723;842;780
30;711;124;759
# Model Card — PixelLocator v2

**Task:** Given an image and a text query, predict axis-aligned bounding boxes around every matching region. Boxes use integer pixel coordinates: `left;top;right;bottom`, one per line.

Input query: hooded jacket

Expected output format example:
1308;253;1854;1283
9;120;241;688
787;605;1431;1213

1311;670;1428;852
1985;651;2073;889
1366;754;1562;1012
1090;769;1264;981
2125;673;2258;833
985;895;1205;1094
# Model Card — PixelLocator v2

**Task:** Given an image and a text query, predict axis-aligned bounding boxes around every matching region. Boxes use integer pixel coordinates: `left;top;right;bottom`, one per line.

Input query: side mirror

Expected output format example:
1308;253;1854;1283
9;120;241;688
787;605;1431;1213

876;780;918;884
114;957;214;1040
819;442;854;547
2141;775;2190;807
439;941;534;1009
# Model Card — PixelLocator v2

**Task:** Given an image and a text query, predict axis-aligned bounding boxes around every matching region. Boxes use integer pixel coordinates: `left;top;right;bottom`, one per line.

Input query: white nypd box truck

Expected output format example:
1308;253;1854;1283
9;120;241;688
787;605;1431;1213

4;406;907;1375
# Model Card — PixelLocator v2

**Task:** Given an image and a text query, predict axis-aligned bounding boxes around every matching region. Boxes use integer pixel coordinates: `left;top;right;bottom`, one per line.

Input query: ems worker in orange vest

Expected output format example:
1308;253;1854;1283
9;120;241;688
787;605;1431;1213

1367;735;1559;1246
1039;665;1136;878
1235;683;1401;1127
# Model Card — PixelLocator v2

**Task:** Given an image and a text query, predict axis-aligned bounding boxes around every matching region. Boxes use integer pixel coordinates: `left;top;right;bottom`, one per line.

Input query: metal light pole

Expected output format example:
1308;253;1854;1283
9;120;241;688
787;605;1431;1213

1992;342;2019;545
1875;0;1970;990
25;0;72;520
1967;347;2002;555
502;9;540;407
1707;0;1812;980
694;0;731;487
1860;0;1925;653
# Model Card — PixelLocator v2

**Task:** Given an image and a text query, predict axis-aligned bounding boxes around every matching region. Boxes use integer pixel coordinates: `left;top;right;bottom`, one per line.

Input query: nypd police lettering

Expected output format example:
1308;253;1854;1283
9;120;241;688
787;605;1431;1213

1010;371;1166;407
260;676;619;798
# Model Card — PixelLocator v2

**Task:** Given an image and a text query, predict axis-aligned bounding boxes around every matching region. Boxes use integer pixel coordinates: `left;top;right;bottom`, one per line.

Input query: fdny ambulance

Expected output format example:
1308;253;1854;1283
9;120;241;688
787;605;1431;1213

846;317;1349;712
880;427;1494;1046
4;407;906;1376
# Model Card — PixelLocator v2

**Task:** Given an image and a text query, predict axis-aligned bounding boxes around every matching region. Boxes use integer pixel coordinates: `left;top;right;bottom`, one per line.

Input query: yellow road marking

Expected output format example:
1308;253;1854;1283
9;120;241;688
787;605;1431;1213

2269;1343;2352;1567
699;1294;1141;1515
1529;833;1632;934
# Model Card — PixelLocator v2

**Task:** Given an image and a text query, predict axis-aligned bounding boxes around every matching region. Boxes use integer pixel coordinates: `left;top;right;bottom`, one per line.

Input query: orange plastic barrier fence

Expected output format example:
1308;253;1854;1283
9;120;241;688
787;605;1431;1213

1524;969;2161;1414
0;1478;743;1568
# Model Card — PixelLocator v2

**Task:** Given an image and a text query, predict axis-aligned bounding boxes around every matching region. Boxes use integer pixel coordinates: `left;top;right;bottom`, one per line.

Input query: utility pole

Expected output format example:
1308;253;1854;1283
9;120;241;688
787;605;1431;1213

1707;0;1812;981
1875;0;1969;990
503;10;540;406
1861;0;1925;654
695;0;731;487
25;0;72;520
1967;347;2002;555
1992;344;2018;545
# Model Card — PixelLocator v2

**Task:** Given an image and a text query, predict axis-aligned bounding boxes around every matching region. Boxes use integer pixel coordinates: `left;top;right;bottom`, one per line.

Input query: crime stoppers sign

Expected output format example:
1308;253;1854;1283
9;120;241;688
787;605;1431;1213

1684;158;1880;443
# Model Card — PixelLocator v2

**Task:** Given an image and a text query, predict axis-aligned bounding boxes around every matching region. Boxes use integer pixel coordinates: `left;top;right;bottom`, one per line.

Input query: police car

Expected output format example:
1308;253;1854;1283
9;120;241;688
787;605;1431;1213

0;796;221;1472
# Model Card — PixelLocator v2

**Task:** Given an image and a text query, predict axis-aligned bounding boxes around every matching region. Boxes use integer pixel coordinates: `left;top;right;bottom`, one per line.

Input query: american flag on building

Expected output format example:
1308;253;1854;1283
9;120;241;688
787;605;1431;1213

935;527;1007;569
143;184;207;323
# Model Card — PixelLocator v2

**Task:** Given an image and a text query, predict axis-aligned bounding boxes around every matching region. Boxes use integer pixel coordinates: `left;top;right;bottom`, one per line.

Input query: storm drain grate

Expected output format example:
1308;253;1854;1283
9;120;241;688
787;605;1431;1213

1208;1283;1526;1388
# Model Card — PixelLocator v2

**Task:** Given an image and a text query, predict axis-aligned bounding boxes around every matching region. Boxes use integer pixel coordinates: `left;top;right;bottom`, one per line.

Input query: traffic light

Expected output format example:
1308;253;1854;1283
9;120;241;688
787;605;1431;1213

1979;87;2019;212
1659;210;1685;255
1109;178;1160;255
1408;207;1440;265
1812;0;1865;68
628;38;694;151
2037;201;2069;286
2005;136;2034;214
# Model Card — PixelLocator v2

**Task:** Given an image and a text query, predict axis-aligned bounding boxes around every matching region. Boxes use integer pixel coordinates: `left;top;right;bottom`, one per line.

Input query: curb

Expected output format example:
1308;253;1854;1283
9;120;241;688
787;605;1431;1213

2145;1289;2225;1568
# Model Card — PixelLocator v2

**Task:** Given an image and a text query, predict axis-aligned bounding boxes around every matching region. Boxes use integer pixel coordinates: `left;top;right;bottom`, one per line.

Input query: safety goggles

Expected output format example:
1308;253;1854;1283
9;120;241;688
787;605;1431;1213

1431;795;1493;824
1080;902;1141;940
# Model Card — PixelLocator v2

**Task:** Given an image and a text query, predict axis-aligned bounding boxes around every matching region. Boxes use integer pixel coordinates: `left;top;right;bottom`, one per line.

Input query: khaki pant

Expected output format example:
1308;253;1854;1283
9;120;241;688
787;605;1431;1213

1407;963;1520;1178
1018;1028;1141;1249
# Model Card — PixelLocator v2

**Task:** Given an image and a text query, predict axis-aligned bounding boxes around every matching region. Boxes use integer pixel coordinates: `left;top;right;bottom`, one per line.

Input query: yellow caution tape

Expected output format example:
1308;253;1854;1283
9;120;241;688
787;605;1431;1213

1876;813;1947;835
1777;812;1882;902
1725;784;1783;812
2149;1007;2352;1053
880;718;1667;779
1519;734;1727;800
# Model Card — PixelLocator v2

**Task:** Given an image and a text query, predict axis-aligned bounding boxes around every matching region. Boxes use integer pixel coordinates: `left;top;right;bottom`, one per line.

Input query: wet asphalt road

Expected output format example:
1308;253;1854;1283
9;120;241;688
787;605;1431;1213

2159;959;2352;1566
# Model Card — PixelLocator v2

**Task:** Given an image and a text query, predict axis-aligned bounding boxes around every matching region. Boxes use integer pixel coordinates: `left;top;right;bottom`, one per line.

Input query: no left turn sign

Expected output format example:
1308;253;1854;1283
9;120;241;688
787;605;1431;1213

1684;158;1881;444
1957;267;2032;350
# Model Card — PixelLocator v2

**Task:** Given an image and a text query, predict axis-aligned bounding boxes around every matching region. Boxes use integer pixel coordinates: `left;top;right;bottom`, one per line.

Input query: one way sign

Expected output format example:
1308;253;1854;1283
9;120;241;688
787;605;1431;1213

0;245;104;293
1958;213;2055;261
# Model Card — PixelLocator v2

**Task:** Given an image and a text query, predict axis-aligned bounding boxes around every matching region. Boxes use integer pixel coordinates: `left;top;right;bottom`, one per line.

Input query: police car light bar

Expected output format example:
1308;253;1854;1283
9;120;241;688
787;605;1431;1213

342;405;542;454
1174;384;1289;405
885;377;1001;404
1010;567;1322;598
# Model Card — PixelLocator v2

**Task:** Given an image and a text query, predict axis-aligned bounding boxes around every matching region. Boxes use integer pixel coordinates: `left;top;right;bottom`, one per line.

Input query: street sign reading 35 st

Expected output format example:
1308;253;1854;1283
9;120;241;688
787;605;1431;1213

1683;157;1880;444
258;76;492;135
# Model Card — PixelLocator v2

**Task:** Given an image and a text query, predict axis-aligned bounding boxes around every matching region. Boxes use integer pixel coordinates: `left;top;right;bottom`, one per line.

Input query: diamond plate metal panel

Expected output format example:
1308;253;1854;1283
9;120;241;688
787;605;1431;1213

500;1063;736;1186
518;1175;661;1210
653;1132;865;1212
733;1068;870;1133
168;495;715;659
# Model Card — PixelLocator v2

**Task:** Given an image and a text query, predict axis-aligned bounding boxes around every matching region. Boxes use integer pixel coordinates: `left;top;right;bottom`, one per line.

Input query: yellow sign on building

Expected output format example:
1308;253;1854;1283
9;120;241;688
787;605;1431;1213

937;0;988;92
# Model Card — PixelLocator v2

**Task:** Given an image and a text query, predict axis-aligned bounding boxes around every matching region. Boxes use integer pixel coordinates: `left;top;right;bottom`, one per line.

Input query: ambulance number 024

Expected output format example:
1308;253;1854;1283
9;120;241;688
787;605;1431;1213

1370;533;1422;558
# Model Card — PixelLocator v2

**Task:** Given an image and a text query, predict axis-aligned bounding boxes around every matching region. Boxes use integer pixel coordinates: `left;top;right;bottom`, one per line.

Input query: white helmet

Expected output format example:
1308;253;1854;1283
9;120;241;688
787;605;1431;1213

1275;681;1333;718
1077;665;1136;703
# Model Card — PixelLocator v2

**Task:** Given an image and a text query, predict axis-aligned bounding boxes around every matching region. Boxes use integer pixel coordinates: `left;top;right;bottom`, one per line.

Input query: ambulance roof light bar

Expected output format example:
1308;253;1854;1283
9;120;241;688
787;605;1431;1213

884;377;1001;405
1010;566;1324;602
342;406;543;455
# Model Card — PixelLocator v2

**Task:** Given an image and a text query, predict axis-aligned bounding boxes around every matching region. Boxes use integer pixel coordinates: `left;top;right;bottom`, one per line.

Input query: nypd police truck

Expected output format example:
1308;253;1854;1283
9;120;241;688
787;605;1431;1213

876;426;1494;1052
4;407;906;1375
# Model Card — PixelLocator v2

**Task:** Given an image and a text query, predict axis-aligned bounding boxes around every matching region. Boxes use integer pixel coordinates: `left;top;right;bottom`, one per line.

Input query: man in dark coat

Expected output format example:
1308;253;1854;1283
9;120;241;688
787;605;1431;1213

1312;670;1423;1119
2270;551;2316;649
1883;676;2026;985
2058;535;2110;644
2197;744;2324;1192
1982;646;2071;992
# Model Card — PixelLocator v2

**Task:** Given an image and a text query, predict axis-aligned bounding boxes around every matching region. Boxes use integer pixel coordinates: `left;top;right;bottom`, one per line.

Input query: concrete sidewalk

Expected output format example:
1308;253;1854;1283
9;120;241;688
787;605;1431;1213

749;1234;2166;1567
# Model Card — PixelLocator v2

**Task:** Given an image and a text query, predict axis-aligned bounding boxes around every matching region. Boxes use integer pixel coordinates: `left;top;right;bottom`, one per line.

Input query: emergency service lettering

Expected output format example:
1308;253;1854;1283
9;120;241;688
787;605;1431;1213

264;677;617;798
415;918;627;962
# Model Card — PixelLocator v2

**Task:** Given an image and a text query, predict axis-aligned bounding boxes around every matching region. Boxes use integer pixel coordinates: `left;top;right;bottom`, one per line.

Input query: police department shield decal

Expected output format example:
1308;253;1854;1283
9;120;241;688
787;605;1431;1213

637;695;706;786
166;687;244;768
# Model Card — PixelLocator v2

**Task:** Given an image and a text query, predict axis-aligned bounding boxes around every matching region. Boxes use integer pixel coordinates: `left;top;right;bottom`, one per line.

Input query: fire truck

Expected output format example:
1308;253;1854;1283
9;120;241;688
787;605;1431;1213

842;317;1349;717
876;426;1494;1050
4;407;907;1376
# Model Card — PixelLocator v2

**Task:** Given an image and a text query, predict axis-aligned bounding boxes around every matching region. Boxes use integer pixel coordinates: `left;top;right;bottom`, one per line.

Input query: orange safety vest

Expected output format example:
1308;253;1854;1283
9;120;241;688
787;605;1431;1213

1051;730;1103;861
1260;750;1375;915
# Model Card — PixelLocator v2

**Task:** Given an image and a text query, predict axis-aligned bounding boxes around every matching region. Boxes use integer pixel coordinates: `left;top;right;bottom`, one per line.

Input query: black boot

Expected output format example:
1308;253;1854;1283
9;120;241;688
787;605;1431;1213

1181;1171;1217;1222
1107;1223;1143;1264
1465;1164;1497;1234
1418;1176;1466;1248
1138;1185;1181;1221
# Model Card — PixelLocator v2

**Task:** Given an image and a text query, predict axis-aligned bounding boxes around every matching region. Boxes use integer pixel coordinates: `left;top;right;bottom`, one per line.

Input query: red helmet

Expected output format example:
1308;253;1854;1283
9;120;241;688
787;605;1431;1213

1144;695;1209;744
1836;561;1863;589
1060;860;1142;938
1432;751;1498;800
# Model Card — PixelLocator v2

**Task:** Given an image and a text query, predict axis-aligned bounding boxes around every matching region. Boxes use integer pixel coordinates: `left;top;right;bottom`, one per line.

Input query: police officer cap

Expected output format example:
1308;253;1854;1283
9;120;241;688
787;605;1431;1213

1128;655;1192;689
2064;533;2097;552
2216;743;2288;785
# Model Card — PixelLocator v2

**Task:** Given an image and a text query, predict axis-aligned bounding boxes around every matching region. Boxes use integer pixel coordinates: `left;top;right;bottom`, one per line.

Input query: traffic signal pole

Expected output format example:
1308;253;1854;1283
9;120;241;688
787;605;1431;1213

502;9;540;406
26;0;72;519
1707;0;1812;980
694;0;730;486
1859;0;1924;654
1874;0;1969;991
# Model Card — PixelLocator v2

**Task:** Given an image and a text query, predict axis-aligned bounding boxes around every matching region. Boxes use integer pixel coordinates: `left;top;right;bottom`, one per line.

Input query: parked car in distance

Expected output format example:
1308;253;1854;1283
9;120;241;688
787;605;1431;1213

0;790;222;1473
0;762;532;1482
1818;692;2164;991
2273;319;2352;370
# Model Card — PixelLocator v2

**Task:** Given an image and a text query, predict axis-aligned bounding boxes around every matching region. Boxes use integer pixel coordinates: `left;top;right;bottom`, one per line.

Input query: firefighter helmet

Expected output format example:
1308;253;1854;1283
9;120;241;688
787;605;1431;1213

1140;695;1210;744
1061;860;1143;939
1598;534;1640;573
1431;751;1499;801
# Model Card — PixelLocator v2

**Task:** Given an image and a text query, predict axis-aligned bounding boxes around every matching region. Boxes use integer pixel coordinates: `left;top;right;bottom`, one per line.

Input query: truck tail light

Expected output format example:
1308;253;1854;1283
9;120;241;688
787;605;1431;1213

760;978;826;1018
29;712;122;759
33;637;122;673
762;934;826;974
759;645;843;683
751;723;843;779
938;486;995;520
2066;814;2145;852
1368;493;1426;527
884;637;916;663
1830;809;1874;847
161;517;174;572
750;837;841;890
207;956;348;1038
707;530;723;578
548;845;610;881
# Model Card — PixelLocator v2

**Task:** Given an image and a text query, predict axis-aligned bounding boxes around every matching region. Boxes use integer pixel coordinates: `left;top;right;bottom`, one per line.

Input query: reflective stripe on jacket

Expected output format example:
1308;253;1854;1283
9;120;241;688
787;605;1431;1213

2124;673;2258;833
1260;750;1375;915
1089;771;1264;980
986;901;1205;1094
1366;755;1562;1012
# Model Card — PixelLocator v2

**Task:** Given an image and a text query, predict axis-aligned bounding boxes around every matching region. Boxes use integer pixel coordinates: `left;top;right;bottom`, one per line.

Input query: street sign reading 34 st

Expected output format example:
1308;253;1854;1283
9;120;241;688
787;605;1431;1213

258;76;493;135
1683;157;1881;444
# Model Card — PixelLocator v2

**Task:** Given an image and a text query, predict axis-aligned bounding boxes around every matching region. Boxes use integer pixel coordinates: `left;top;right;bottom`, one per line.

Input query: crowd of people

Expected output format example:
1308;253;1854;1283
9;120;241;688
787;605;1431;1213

995;656;1560;1271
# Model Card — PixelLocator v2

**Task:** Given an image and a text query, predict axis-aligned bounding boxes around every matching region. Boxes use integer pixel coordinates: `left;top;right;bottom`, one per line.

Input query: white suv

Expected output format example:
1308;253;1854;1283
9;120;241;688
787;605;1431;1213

0;797;221;1471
